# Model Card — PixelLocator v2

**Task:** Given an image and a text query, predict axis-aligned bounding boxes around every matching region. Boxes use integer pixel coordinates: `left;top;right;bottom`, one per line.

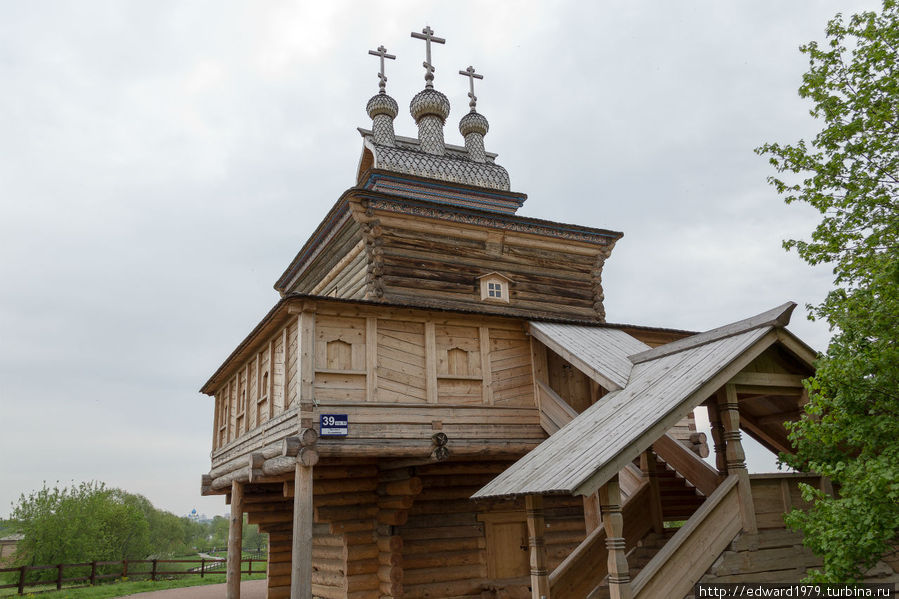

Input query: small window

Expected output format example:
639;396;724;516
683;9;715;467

478;273;512;303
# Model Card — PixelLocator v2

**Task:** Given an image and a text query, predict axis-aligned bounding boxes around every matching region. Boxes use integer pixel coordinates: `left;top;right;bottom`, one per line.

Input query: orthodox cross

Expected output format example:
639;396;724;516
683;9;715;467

368;45;396;93
411;26;445;88
459;66;483;111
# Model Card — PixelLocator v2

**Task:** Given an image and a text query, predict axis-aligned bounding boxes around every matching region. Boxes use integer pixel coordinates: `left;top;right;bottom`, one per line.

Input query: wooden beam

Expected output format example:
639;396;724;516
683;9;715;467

651;433;720;497
226;481;244;599
640;449;664;534
775;328;819;369
525;495;550;599
731;372;805;388
291;464;313;599
740;412;793;455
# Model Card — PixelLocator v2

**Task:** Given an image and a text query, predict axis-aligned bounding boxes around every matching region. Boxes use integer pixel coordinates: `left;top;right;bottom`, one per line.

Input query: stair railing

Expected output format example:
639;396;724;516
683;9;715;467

548;481;653;598
652;432;721;496
631;474;742;599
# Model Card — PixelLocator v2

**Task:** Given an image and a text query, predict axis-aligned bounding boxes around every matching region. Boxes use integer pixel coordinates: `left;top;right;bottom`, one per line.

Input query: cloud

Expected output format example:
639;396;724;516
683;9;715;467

0;0;876;516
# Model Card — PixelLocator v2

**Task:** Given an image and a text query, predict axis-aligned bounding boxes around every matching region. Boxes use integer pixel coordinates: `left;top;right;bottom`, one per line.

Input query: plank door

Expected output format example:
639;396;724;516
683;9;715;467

486;520;530;579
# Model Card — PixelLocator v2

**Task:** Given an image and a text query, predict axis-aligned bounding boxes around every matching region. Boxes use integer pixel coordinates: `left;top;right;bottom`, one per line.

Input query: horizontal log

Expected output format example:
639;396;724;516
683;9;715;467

316;504;378;522
376;536;403;553
378;565;402;583
377;509;408;526
378;495;413;510
378;478;422;496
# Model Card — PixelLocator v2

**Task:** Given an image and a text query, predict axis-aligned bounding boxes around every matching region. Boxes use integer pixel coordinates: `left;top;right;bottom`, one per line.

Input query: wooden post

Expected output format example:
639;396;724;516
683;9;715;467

706;400;727;476
227;480;244;599
718;385;757;533
600;475;633;599
17;566;26;594
640;449;665;534
90;561;97;585
291;463;314;599
525;494;550;599
200;558;205;578
56;563;64;590
583;491;601;533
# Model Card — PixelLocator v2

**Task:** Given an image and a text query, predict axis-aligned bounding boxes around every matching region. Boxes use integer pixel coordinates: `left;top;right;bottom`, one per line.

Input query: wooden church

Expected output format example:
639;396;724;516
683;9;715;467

198;27;896;599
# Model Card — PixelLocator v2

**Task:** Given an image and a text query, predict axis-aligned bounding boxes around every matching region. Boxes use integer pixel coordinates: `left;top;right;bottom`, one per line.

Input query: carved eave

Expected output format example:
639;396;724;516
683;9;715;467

349;188;622;247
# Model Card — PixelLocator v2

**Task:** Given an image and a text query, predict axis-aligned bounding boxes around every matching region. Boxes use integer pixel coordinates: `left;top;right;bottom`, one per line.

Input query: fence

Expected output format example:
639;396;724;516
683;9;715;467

0;557;267;596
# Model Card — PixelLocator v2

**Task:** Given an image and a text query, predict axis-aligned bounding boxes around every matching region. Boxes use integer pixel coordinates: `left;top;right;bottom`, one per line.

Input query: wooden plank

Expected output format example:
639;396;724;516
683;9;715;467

731;372;805;387
629;303;795;364
528;327;625;391
475;328;776;499
366;317;377;402
425;322;437;404
631;475;741;599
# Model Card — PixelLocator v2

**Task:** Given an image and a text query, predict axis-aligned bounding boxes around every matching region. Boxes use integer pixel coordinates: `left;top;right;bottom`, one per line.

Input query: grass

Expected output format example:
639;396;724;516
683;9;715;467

0;573;266;598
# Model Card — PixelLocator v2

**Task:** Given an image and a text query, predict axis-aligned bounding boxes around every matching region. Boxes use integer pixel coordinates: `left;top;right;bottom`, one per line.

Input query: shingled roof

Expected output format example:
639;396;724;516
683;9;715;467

473;302;810;500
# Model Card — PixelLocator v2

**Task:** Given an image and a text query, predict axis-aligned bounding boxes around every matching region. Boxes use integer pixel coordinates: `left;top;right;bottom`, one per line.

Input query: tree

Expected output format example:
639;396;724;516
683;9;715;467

756;0;899;582
10;482;150;575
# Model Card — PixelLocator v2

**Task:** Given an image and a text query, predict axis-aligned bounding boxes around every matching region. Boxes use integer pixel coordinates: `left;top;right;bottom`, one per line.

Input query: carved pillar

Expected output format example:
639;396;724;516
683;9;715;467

640;449;665;534
525;495;550;599
706;400;727;476
226;481;244;599
600;475;633;599
718;384;758;533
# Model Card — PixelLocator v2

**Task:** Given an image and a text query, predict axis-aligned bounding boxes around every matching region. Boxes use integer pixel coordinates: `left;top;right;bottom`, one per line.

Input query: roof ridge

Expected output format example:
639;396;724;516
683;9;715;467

627;302;797;365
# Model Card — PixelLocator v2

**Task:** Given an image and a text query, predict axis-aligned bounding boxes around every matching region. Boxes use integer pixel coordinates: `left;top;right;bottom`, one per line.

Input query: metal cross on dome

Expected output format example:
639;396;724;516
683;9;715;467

368;45;396;93
411;26;445;89
459;66;483;111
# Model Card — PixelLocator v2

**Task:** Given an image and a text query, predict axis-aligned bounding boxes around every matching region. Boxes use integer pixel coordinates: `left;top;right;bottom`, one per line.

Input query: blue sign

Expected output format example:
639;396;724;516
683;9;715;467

320;414;348;437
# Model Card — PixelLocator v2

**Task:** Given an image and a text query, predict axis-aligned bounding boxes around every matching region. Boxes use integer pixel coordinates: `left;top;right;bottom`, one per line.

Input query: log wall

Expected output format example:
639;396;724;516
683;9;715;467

361;209;614;322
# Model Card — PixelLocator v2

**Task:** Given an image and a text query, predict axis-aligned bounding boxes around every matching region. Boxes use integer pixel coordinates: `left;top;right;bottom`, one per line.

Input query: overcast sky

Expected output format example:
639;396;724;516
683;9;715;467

0;1;880;519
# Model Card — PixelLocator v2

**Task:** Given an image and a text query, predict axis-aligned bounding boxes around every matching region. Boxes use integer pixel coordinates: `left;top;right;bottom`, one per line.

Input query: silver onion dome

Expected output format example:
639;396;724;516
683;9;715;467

459;111;489;137
367;93;399;120
410;88;451;123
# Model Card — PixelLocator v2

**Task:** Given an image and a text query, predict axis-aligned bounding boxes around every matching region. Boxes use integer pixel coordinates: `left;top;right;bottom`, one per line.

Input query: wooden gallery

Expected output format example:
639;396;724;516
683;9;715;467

198;29;870;599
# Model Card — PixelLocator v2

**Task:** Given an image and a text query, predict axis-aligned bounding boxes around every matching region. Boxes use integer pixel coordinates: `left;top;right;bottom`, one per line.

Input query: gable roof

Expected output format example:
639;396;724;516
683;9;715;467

473;303;804;500
528;322;650;390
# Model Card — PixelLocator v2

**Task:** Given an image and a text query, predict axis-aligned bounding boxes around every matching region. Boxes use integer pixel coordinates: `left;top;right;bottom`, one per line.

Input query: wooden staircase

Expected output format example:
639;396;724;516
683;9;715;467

652;457;706;521
585;531;676;599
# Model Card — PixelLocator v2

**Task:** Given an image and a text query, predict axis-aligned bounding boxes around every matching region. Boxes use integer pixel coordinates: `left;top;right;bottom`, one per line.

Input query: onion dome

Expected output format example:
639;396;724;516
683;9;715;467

367;92;399;146
410;88;451;155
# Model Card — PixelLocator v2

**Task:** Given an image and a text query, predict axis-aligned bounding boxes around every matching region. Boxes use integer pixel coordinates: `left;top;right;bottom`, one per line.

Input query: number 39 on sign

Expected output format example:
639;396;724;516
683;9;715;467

320;414;349;437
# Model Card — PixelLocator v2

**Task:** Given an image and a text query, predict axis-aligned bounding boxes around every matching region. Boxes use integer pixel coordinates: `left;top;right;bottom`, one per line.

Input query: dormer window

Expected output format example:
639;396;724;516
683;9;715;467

477;272;512;303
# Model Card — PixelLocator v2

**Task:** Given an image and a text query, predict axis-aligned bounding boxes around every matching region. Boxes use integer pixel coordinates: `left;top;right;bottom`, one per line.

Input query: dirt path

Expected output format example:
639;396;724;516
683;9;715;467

122;579;267;598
